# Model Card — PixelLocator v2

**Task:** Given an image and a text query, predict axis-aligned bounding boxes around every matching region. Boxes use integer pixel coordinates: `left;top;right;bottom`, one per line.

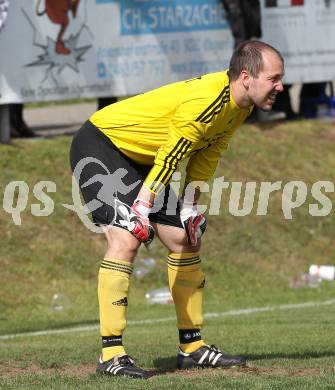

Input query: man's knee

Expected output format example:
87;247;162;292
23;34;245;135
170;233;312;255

153;224;201;253
172;231;200;250
172;238;202;254
103;226;141;257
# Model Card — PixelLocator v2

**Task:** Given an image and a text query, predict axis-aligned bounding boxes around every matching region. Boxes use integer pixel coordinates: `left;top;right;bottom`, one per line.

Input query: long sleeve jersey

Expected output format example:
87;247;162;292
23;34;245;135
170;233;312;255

90;70;252;194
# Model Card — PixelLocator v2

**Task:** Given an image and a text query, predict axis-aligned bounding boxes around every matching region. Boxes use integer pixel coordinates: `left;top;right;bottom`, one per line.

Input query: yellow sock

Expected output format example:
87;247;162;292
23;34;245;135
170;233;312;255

167;252;206;353
180;340;206;354
98;258;133;362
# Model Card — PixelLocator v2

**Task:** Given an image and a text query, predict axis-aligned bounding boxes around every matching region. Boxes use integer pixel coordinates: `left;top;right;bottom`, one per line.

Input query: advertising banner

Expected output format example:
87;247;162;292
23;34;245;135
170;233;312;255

0;0;334;103
0;0;233;103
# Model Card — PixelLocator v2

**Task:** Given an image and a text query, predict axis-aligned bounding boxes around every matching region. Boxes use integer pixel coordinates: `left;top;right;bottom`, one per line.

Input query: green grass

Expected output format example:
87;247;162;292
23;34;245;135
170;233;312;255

1;304;334;389
0;118;335;388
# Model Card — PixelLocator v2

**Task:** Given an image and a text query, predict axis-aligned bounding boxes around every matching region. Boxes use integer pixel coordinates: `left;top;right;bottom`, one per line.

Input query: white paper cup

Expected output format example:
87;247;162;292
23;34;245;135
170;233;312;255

309;265;335;281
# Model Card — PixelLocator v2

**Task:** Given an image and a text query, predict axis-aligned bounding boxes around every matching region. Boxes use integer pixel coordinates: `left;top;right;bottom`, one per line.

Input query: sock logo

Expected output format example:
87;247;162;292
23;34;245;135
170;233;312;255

180;329;201;343
198;278;205;289
192;331;201;338
102;337;122;344
101;336;123;347
112;297;128;306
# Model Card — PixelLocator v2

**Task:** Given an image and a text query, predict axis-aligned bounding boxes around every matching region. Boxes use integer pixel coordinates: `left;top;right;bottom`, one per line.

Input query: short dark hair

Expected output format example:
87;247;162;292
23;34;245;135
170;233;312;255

228;40;284;81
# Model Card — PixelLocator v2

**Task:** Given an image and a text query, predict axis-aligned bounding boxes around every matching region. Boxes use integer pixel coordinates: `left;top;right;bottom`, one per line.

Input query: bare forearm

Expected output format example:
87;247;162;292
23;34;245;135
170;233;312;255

136;185;156;206
182;183;201;206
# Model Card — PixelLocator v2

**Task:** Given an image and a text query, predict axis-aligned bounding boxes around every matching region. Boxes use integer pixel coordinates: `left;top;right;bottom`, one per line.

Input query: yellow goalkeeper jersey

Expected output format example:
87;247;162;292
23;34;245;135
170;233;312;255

90;70;251;194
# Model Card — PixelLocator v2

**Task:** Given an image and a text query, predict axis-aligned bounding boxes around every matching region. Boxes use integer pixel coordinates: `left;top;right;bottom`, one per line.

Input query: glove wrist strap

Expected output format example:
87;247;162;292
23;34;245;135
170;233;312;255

180;199;197;211
132;198;152;218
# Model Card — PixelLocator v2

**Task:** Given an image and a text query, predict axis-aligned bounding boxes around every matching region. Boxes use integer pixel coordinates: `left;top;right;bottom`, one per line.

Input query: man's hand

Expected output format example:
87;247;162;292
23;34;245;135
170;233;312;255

180;202;207;246
129;199;155;246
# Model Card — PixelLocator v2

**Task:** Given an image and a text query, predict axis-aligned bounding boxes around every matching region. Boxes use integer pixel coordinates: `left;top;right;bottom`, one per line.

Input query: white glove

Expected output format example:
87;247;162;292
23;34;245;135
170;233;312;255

117;199;154;246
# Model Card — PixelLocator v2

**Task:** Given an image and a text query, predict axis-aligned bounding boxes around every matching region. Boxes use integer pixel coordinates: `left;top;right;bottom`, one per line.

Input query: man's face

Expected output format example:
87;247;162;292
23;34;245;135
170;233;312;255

247;50;284;111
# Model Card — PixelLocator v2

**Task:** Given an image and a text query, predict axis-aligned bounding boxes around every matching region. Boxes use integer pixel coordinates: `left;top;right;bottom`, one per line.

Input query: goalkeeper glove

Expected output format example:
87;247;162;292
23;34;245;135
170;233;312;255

129;199;155;246
180;201;207;246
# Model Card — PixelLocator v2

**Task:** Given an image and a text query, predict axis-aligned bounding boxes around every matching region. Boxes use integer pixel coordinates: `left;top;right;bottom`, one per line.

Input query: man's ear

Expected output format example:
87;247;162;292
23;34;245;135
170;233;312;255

240;70;251;89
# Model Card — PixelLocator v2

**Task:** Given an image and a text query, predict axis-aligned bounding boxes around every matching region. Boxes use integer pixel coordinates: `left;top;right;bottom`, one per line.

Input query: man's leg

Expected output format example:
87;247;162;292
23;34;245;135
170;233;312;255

70;122;150;378
153;223;246;369
221;0;247;48
96;225;150;378
99;226;139;361
167;251;205;352
153;223;206;350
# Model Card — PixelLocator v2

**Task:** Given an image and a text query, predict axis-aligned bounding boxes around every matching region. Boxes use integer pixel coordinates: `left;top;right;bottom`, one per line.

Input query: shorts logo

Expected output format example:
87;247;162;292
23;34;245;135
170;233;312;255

113;199;140;231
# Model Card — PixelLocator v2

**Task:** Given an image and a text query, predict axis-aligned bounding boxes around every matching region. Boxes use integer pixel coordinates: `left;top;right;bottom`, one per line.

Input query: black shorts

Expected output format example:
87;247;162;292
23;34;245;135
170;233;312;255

70;121;182;229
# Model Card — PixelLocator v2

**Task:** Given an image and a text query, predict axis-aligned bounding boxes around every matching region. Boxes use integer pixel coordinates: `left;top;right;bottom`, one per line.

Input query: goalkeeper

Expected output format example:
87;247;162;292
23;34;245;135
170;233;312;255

70;40;284;379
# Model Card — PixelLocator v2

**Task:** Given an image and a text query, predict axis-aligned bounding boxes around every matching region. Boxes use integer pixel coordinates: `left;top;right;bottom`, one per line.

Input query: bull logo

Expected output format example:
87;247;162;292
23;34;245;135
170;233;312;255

24;0;92;82
36;0;81;54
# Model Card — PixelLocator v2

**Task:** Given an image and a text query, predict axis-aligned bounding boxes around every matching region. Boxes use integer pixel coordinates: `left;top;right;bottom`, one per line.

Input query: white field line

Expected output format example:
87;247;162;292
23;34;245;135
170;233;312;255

0;299;334;341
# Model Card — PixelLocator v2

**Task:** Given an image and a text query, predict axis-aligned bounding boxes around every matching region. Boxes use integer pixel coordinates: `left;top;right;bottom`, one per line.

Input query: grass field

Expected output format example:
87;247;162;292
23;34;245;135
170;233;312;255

0;118;334;388
1;302;335;389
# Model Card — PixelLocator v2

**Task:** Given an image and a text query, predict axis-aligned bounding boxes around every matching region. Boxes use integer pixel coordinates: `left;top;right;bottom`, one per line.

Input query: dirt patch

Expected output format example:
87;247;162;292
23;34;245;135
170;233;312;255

58;363;97;378
1;364;54;379
1;364;333;380
0;363;96;380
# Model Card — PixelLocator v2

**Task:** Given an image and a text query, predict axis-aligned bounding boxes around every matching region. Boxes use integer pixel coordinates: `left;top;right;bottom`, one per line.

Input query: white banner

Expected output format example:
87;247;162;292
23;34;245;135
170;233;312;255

0;0;334;103
262;0;335;83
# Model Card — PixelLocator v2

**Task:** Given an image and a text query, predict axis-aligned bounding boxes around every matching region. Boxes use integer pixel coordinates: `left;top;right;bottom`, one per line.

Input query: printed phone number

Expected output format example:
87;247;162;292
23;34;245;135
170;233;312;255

97;59;166;78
